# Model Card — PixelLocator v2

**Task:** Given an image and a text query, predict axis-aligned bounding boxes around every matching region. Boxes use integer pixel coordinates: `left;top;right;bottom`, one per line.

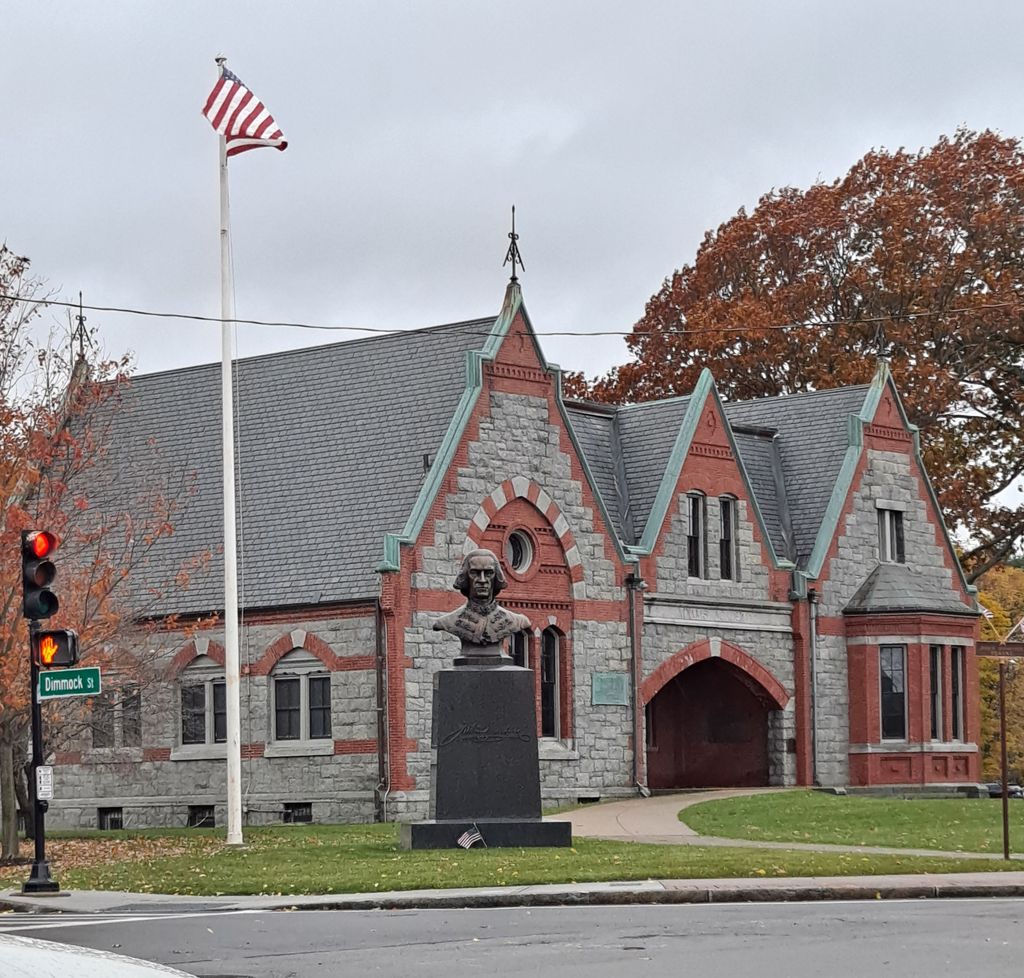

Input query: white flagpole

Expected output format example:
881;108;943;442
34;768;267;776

216;56;244;847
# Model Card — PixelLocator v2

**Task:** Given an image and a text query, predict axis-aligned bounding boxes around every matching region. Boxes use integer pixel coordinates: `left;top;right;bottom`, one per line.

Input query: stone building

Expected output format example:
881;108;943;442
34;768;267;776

48;282;981;829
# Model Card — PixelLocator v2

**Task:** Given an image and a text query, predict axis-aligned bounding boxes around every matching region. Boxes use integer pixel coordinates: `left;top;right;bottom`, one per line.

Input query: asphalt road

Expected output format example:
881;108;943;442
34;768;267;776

1;900;1022;978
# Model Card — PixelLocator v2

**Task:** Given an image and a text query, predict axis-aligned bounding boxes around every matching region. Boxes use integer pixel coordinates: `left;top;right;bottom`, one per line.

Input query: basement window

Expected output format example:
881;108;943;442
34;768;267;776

282;802;313;824
98;807;123;830
187;805;215;828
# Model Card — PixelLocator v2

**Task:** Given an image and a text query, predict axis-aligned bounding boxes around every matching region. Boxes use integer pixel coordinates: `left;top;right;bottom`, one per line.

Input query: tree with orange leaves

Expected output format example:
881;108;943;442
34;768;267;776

571;129;1024;581
0;246;207;858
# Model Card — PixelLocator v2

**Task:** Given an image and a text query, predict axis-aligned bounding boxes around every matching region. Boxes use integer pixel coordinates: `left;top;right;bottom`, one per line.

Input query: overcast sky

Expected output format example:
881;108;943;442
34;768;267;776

6;1;1024;381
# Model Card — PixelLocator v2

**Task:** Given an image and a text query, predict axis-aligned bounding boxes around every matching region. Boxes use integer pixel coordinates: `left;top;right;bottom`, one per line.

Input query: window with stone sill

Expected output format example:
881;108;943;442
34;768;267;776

270;649;333;748
879;644;907;740
877;507;906;564
540;627;563;740
178;655;226;747
950;645;966;741
719;495;738;581
686;492;707;579
91;686;141;749
929;644;943;740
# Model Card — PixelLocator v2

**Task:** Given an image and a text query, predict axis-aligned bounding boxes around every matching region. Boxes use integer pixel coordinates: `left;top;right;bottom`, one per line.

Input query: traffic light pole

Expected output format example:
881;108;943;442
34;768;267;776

23;618;59;894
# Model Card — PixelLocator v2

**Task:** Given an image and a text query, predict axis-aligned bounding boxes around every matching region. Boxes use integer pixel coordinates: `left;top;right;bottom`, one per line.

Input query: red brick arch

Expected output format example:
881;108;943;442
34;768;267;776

251;629;375;676
169;638;225;676
464;476;584;590
640;638;790;709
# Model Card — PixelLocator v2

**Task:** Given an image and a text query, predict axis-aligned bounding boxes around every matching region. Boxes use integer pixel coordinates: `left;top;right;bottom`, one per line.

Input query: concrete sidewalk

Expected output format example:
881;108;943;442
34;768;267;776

3;791;1023;913
547;788;1024;861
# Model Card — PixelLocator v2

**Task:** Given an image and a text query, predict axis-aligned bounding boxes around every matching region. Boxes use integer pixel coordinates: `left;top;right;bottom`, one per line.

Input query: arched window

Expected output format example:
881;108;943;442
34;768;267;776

541;628;561;739
511;631;529;669
270;649;332;746
719;495;737;581
687;492;707;579
179;655;225;746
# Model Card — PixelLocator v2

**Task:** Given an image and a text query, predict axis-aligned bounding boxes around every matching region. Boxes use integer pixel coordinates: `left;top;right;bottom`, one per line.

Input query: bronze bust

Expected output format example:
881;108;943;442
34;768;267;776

433;549;532;664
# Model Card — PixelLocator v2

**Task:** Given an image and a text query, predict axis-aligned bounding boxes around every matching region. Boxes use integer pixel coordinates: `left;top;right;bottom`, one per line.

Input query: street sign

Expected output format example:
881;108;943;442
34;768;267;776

978;641;1024;659
36;766;53;801
38;666;101;700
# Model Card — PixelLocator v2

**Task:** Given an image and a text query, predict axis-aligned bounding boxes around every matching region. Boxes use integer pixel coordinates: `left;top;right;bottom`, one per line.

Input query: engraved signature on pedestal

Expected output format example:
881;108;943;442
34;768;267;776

440;722;531;747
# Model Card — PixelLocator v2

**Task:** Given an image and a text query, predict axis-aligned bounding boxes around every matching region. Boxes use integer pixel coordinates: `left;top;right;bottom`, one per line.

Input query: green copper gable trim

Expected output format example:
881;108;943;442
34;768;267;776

633;369;788;568
376;284;520;572
377;283;634;574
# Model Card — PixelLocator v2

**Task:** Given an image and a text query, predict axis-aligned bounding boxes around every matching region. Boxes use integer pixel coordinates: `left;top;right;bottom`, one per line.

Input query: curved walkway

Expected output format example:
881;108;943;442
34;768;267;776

546;788;1024;862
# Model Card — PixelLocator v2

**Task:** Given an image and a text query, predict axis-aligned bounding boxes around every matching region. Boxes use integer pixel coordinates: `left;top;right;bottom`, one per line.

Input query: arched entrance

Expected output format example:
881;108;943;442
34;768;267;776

643;643;789;789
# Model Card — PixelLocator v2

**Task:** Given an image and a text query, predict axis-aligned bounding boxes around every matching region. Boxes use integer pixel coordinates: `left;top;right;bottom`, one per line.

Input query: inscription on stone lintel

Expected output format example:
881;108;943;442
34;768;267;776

439;722;531;747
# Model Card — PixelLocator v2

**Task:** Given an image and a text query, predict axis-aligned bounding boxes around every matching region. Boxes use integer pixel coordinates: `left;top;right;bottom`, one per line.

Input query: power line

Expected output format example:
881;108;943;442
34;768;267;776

1;291;1019;340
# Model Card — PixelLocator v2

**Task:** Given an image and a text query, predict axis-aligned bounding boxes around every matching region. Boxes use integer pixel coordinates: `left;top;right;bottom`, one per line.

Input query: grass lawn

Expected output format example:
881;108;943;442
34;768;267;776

0;822;1018;897
681;789;1024;853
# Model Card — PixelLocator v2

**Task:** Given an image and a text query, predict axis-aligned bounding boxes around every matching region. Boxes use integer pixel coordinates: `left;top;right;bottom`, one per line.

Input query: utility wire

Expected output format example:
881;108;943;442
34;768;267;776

1;292;1019;339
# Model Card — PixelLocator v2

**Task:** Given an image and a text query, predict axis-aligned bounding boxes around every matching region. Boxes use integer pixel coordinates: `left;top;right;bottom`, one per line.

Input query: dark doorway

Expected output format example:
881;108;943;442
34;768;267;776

645;658;771;789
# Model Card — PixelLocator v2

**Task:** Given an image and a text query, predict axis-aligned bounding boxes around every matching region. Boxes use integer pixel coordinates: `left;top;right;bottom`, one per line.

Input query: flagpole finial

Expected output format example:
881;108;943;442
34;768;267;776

502;205;524;284
215;55;227;67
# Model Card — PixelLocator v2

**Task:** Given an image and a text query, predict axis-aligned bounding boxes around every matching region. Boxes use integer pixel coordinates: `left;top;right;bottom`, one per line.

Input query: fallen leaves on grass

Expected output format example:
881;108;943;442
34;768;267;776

0;834;220;889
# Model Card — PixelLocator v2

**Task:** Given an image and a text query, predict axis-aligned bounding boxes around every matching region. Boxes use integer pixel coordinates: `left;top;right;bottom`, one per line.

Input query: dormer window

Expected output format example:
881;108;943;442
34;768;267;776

877;506;905;563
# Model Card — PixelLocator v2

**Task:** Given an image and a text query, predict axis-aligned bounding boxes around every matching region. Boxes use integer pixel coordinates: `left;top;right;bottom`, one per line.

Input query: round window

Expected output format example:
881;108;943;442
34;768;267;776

505;530;534;574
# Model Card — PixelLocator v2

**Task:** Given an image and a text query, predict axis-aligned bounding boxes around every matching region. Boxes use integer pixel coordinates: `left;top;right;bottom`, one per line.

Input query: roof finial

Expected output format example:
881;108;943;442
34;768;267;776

503;205;524;283
71;291;91;362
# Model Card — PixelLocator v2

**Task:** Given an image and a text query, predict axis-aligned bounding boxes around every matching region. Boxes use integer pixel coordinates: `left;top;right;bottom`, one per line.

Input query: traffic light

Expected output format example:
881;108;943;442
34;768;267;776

22;530;59;620
31;629;79;668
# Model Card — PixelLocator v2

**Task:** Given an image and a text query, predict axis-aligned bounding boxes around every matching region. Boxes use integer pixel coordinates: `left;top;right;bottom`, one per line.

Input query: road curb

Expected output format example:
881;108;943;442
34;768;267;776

7;878;1024;915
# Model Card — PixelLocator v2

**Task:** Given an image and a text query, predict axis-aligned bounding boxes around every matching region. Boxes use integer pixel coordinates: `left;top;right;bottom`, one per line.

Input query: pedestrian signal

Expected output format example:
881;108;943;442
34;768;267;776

32;629;79;668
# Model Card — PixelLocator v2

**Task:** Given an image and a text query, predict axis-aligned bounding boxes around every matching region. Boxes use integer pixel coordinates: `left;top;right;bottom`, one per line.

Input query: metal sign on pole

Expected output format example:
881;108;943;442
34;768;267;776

36;766;54;802
38;666;101;700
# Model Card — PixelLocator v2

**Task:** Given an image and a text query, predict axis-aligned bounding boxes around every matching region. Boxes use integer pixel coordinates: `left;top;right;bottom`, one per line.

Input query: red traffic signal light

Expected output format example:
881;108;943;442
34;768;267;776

32;629;79;668
22;530;59;620
29;531;57;559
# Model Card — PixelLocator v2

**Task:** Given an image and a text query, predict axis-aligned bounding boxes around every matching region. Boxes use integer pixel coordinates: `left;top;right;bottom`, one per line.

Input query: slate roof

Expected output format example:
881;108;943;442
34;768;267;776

843;563;973;616
91;306;881;616
566;385;868;566
724;386;870;567
87;320;495;616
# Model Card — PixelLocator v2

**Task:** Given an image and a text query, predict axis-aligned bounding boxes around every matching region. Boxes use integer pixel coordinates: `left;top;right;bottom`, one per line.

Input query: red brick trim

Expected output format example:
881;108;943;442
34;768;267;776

241;742;265;758
641;638;790;709
334;738;377;754
843;613;977;640
143;747;171;762
54;751;82;765
250;629;376;676
169;639;226;676
464;477;583;578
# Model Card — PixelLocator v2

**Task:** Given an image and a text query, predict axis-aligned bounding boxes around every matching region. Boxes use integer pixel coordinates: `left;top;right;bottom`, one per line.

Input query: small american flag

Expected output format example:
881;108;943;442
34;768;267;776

981;606;995;620
456;825;485;849
203;65;287;158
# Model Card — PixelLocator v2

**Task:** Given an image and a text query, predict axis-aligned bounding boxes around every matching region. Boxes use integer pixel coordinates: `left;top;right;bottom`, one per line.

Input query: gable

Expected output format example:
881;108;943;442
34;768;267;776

805;364;974;606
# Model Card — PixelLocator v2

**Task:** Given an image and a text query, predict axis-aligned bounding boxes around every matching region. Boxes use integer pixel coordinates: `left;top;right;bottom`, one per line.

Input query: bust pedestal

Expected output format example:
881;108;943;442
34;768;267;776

398;659;571;850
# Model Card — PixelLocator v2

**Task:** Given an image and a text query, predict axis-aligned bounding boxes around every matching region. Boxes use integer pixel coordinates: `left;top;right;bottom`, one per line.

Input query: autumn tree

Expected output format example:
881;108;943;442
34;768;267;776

977;576;1024;783
0;246;204;859
573;129;1024;580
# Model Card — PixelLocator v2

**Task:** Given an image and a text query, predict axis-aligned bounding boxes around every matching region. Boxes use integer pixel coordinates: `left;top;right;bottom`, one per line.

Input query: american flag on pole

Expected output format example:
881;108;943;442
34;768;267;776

203;65;287;158
456;825;485;849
